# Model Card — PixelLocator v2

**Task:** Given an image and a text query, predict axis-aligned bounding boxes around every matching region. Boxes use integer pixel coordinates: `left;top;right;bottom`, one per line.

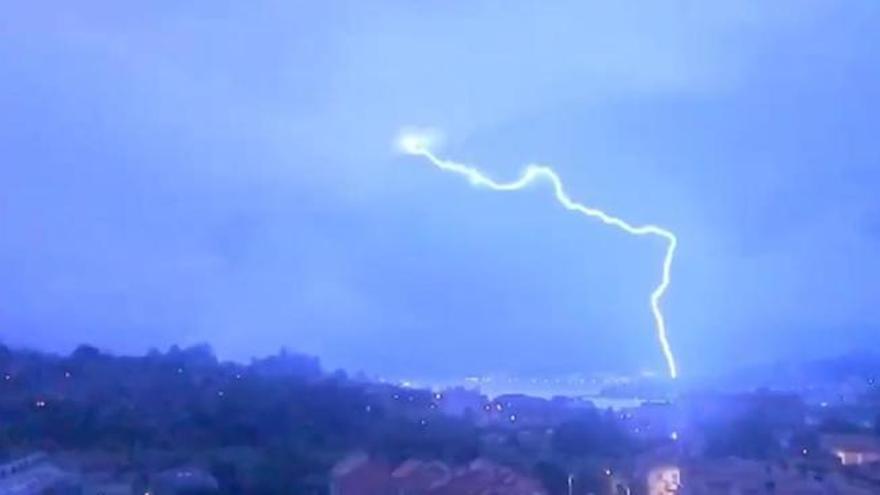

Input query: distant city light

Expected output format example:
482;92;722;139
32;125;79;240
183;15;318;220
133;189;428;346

670;431;679;441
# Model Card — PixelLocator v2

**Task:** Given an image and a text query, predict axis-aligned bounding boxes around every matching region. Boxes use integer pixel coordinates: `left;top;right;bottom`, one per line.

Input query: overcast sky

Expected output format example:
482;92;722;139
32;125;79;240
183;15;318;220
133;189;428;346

2;1;879;378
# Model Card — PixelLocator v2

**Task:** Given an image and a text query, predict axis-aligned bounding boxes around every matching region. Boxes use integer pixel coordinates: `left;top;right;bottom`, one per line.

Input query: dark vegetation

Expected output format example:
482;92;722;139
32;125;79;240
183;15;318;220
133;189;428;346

0;344;638;494
3;343;876;493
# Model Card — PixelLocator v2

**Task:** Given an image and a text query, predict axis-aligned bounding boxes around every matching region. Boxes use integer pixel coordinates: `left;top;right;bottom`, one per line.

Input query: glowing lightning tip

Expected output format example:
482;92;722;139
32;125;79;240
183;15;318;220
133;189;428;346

398;134;428;155
395;128;443;155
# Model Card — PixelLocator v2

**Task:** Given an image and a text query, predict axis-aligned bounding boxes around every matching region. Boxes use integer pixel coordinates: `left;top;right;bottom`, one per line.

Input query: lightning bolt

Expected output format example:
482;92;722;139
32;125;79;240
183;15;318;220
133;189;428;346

398;133;679;379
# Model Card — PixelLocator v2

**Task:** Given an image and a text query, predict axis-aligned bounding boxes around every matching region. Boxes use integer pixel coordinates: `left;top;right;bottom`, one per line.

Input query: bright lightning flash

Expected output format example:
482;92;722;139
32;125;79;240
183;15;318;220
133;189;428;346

398;132;679;379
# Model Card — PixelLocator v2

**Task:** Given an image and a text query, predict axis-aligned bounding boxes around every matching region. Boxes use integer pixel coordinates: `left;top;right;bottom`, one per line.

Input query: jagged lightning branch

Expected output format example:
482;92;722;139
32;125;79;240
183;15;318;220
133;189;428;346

398;133;679;379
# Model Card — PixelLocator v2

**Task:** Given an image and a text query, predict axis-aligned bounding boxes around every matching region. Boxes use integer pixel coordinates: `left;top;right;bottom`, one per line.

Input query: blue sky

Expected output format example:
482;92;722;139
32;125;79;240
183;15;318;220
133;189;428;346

2;1;879;377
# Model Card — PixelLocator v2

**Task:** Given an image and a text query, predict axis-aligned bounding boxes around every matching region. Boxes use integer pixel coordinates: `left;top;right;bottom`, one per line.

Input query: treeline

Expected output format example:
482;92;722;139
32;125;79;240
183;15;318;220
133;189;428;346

0;343;637;494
